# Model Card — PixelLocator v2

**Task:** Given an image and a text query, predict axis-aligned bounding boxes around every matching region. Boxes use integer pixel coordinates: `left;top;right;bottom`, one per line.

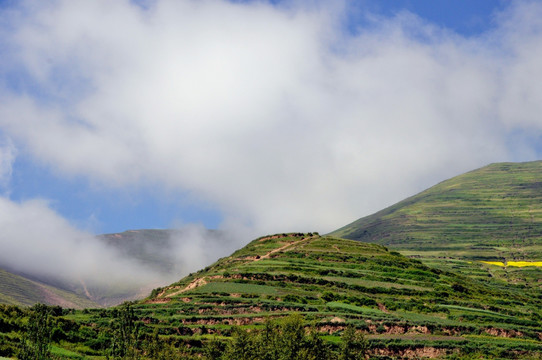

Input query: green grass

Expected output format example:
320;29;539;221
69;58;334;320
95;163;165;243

130;232;541;357
190;282;278;295
325;302;383;315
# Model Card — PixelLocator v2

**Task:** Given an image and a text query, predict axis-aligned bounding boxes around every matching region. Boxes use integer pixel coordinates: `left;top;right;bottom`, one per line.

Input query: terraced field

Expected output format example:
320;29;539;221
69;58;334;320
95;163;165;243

0;233;540;359
121;234;540;357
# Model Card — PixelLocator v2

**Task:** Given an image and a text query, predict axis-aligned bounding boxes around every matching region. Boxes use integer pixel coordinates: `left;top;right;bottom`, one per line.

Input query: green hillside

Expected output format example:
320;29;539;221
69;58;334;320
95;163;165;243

142;234;541;357
0;269;99;309
332;161;542;288
0;233;540;358
0;233;532;359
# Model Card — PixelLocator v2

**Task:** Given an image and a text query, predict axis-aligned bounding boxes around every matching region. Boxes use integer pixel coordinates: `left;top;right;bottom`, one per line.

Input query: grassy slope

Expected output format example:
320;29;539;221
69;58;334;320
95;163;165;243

0;269;99;309
118;233;540;357
331;161;542;288
1;233;540;359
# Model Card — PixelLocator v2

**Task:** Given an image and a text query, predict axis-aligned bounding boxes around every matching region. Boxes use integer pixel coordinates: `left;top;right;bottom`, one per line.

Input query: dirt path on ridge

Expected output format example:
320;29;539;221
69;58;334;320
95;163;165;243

256;236;316;261
166;277;208;298
162;235;317;297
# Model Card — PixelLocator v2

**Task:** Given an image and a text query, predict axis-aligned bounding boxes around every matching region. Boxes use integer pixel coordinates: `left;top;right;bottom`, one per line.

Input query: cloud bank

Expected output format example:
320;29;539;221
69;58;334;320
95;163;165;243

0;196;246;303
0;1;542;251
0;197;153;287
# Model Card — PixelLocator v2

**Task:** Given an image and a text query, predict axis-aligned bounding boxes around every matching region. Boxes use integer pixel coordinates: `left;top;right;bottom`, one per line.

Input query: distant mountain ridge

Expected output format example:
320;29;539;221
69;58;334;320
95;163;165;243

0;228;227;308
98;228;225;274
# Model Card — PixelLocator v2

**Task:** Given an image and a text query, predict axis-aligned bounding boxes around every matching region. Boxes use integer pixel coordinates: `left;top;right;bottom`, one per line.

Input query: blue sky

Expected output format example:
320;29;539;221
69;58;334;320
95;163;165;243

1;0;541;239
352;0;507;36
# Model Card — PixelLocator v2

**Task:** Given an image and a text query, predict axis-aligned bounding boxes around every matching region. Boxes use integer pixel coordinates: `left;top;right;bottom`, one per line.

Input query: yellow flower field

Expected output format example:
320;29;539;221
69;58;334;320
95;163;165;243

480;261;542;267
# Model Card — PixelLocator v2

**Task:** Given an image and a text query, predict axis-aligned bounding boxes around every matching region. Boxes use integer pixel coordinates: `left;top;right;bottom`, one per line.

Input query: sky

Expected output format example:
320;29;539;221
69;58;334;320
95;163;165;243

1;0;542;286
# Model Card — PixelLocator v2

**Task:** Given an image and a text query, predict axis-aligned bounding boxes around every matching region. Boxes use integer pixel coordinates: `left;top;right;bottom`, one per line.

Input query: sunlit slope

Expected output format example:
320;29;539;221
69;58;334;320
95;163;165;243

332;161;542;261
133;233;541;357
0;268;99;309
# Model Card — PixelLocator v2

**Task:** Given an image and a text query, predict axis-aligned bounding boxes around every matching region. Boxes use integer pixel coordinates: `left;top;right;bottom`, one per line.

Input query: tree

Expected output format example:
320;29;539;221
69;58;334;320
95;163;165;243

301;326;333;360
223;327;257;360
274;314;305;360
203;337;226;360
207;315;336;360
108;302;141;360
19;304;53;360
339;325;367;360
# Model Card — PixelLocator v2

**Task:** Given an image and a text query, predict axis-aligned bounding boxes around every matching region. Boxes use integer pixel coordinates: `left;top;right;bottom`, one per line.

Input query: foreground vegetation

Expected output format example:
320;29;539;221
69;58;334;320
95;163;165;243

1;233;539;359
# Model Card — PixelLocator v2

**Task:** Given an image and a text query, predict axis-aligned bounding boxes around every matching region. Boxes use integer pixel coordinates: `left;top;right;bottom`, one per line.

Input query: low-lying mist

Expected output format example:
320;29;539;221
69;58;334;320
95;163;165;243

0;197;250;305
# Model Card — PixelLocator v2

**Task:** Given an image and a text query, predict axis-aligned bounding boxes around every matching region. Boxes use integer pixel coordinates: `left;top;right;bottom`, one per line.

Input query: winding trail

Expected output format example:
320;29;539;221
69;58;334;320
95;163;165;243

161;235;318;297
256;236;314;261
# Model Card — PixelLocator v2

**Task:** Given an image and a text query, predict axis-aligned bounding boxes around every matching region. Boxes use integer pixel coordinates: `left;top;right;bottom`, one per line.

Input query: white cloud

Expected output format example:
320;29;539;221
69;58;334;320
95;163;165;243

0;0;542;238
0;197;151;285
0;196;244;303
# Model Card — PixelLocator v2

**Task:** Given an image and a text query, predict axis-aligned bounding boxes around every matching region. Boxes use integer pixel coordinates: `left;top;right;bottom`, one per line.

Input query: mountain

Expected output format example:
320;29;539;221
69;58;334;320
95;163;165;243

97;228;227;274
98;229;177;273
331;161;542;287
0;229;176;308
332;161;542;257
0;228;229;308
1;233;540;358
0;268;99;309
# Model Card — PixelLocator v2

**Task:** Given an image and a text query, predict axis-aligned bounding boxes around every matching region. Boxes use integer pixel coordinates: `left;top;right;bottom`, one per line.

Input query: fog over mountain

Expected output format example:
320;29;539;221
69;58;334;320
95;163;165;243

0;197;245;303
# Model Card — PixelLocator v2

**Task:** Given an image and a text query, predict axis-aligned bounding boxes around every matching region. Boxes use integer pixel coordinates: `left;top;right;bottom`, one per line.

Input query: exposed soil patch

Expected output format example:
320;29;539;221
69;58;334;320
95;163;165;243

38;286;81;309
485;327;523;338
167;278;207;297
145;298;171;304
182;316;266;326
371;347;447;358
